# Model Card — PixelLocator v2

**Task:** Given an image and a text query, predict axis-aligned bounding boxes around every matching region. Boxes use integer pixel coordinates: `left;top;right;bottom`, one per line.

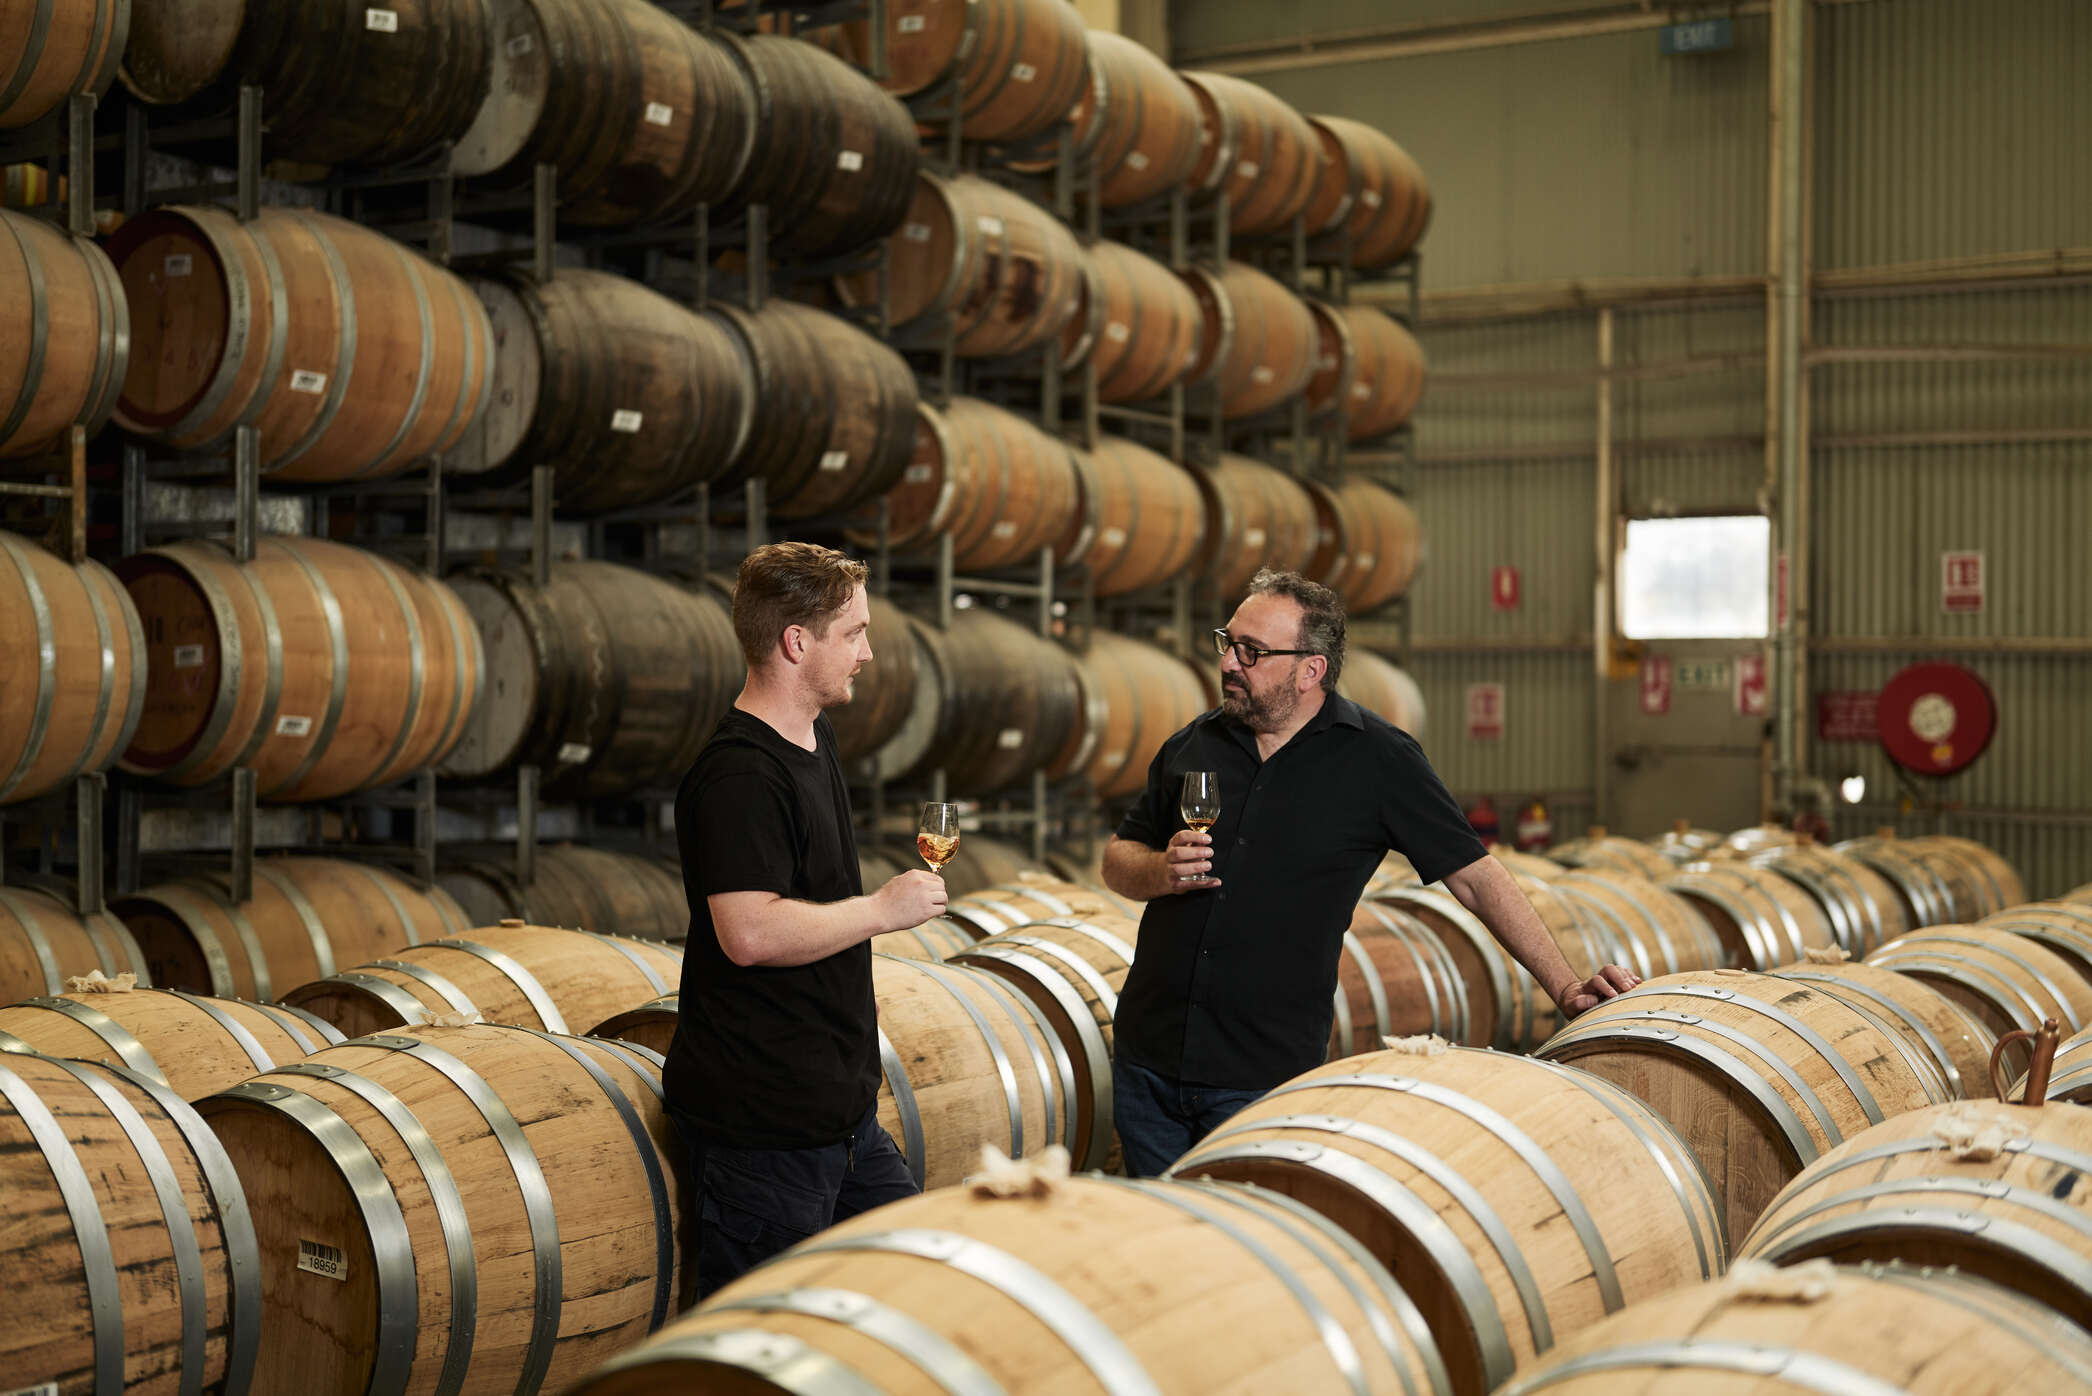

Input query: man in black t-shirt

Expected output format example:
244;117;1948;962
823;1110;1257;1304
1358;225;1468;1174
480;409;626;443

1102;570;1640;1177
665;542;947;1300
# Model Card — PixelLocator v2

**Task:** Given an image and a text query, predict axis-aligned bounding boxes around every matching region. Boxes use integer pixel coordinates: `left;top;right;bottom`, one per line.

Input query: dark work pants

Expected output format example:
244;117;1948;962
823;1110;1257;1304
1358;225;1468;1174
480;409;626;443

1111;1056;1269;1179
667;1100;921;1305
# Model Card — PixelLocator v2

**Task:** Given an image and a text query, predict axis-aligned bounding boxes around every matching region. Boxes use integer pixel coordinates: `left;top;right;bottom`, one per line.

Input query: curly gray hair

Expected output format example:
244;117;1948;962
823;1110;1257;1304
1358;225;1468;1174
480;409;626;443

1246;569;1346;692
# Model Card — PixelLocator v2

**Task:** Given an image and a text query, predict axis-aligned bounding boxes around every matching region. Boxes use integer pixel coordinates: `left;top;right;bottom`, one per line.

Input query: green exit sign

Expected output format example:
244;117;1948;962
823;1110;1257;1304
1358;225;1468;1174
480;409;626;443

1661;18;1734;55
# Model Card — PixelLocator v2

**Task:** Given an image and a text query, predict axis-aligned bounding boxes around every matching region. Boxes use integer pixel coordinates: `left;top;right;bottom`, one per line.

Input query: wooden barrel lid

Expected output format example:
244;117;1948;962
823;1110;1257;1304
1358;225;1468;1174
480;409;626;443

878;403;958;550
441;575;539;777
118;555;223;771
120;0;242;105
1302;298;1357;414
465;277;542;473
108;213;233;431
452;0;553;177
870;615;947;785
847;172;964;328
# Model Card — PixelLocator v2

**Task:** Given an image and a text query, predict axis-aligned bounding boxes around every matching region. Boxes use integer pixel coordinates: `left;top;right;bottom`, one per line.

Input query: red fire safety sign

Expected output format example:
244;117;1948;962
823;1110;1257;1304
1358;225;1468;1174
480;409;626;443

1466;683;1505;741
1941;551;1985;613
1639;656;1672;715
1491;565;1520;611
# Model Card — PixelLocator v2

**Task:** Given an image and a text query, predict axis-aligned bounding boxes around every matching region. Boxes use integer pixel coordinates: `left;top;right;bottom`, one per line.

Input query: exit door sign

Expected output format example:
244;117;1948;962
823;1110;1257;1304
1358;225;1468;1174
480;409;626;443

1661;17;1734;55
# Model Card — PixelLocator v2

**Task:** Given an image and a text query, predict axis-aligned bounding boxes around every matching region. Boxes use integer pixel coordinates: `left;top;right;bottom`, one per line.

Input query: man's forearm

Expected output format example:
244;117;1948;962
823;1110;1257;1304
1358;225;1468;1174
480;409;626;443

1440;856;1586;1005
713;890;894;968
1102;836;1173;902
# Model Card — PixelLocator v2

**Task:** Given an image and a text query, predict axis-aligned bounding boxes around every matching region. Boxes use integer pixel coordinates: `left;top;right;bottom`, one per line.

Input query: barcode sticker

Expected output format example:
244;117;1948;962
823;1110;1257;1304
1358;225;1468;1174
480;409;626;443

163;254;193;278
557;742;591;765
611;409;643;433
1350;381;1371;399
897;13;926;31
365;8;398;31
298;1238;347;1280
275;715;313;738
1362;189;1383;209
819;450;850;472
837;149;864;172
996;728;1025;750
1237;160;1260;179
1125;151;1150;170
903;464;934;484
991;520;1017;538
1251;365;1275;383
1102;751;1125;768
1356;551;1376;569
903;221;932;242
173;644;205;668
506;33;534;57
1105;321;1130;343
644;101;674;127
1101;526;1126;547
290;369;328;394
4;1383;61;1396
977;215;1005;237
1012;63;1036;82
1244;528;1266;547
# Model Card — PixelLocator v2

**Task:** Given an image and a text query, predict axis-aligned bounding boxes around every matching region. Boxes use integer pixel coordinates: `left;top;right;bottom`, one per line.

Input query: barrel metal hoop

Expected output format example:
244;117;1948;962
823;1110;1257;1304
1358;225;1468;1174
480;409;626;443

265;998;348;1046
0;886;64;994
1865;1261;2092;1385
360;556;428;784
1903;933;2084;1031
789;1228;1163;1396
205;883;276;1000
0;1026;33;1052
1358;912;1447;1040
1669;876;1778;971
0;0;58;113
588;1328;887;1395
875;1026;927;1187
247;999;322;1054
0;211;52;453
1763;1206;2092;1317
370;958;479;1015
600;935;671;997
1764;860;1859;955
1555;883;1654;979
1380;887;1516;1050
53;560;117;789
1340;930;1394;1040
354;864;425;948
251;863;338;979
171;209;259;440
894;958;1025;1158
227;204;293;439
270;543;354;797
706;1288;1005;1396
964;965;1067;1155
1751;1173;2092;1265
585;1035;667;1099
1032;915;1136;965
164;543;268;778
972;898;1032;931
273;210;360;469
996;884;1072;918
1360;902;1469;1042
165;988;278;1074
23;992;164;1081
1749;1131;2080;1223
1776;970;1966;1098
1659;983;1889;1125
429;937;569;1032
1329;941;1357;1050
420;582;475;779
948;946;1104;1169
1870;951;2050;1035
326;969;438;1024
0;534;58;802
1498;1340;1910;1396
0;1057;126;1396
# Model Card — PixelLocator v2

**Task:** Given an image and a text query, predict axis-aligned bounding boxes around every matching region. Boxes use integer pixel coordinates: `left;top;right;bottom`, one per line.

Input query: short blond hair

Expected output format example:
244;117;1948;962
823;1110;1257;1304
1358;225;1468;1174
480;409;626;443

732;542;869;667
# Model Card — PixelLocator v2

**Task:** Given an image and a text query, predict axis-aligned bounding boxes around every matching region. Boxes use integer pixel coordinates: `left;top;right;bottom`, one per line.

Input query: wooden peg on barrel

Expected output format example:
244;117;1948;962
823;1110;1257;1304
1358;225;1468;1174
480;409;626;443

1989;1015;2063;1102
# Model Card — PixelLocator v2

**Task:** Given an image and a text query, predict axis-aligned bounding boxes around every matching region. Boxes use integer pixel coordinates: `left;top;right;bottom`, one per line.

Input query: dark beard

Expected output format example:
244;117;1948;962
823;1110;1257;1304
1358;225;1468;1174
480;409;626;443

1221;679;1296;733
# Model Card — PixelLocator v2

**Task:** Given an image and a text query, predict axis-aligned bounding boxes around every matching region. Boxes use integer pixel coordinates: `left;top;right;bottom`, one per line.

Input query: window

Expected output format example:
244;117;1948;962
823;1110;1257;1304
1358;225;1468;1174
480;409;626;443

1618;515;1770;639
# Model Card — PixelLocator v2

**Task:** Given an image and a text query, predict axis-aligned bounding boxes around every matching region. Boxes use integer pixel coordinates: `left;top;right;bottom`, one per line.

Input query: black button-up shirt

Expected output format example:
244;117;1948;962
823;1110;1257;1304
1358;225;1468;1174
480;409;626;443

1115;694;1487;1089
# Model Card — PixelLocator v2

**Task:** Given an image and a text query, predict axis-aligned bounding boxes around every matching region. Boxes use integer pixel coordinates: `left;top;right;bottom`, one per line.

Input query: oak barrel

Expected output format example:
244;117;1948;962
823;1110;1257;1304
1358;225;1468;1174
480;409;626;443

2031;1020;2092;1102
823;0;1089;143
1183;261;1318;420
927;833;1053;899
1865;923;2092;1073
706;298;918;520
1171;1043;1724;1395
572;1173;1449;1396
826;590;921;763
435;844;688;942
1375;884;1559;1052
1835;830;1998;927
867;917;975;962
443;559;738;799
1546;829;1675;881
1329;901;1472;1055
1536;970;1954;1243
1304;115;1434;268
849;397;1079;571
883;605;1083;796
0;528;146;804
0;985;340;1100
0;0;125;128
1;1050;260;1396
1921;834;2025;914
842;170;1086;357
110;206;495;482
119;537;482;801
1750;840;1911;957
1982;901;2092;991
1070;435;1207;597
1063;31;1204;208
1178;69;1320;236
115;857;471;1001
0;884;151;1005
1301;476;1354;594
1772;956;1997;1100
282;920;683;1038
0;209;127;458
1336;648;1427;737
463;269;753;511
1342;305;1428;442
1548;871;1727;980
199;1022;680;1395
1327;474;1423;613
1193;452;1319;597
118;0;236;104
1074;630;1211;800
1064;238;1206;404
942;878;1112;940
1301;297;1359;417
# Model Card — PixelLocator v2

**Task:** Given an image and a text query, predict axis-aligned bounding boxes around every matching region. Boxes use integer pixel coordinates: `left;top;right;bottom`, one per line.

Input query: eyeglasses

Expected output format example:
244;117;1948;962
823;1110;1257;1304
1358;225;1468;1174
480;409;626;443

1212;628;1313;667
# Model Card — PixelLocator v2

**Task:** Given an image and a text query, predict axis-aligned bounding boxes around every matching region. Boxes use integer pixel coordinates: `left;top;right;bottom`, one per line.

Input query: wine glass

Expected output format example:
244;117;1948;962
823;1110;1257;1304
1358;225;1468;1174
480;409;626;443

1179;772;1221;883
917;802;960;874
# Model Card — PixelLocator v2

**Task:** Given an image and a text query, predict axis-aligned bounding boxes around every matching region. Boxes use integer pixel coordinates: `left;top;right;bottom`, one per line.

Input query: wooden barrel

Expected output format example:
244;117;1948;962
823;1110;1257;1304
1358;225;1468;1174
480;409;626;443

1064;239;1206;404
1070;435;1207;597
1075;630;1210;800
0;884;150;1005
1304;115;1434;268
118;0;237;104
435;844;688;942
1536;970;1954;1244
1342;305;1428;442
1171;1043;1724;1395
282;920;683;1039
826;590;920;762
0;530;145;804
1178;70;1319;236
1740;1100;2092;1329
853;397;1081;571
119;537;482;802
1865;924;2092;1073
1547;830;1675;881
1337;648;1427;737
928;833;1049;899
443;560;736;799
1193;452;1318;596
1329;901;1471;1056
1301;476;1354;594
573;1173;1449;1395
1773;958;1997;1101
1301;297;1359;417
1751;841;1911;957
1494;846;1564;881
868;917;975;961
2033;1021;2092;1102
110;206;494;483
949;908;1141;1173
115;857;470;1001
846;170;1086;357
1328;474;1423;613
1498;1261;2092;1396
1548;871;1727;978
1375;884;1558;1052
1182;261;1317;420
2067;881;2092;907
0;0;124;128
0;986;341;1100
822;0;1089;143
462;269;752;511
945;880;1114;941
1919;835;2024;916
1982;902;2092;992
1835;831;1993;927
200;1022;678;1394
705;298;918;520
886;606;1083;796
1061;31;1204;208
710;32;917;257
0;209;127;458
1663;860;1836;969
0;1050;260;1396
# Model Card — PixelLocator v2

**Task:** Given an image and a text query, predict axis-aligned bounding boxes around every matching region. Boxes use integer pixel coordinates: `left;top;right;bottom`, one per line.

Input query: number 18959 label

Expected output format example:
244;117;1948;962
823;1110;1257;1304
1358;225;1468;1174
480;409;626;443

298;1238;347;1281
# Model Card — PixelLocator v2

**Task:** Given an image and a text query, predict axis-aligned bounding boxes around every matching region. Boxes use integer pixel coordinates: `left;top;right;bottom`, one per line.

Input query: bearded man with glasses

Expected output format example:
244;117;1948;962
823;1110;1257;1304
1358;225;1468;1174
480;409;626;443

1101;569;1639;1177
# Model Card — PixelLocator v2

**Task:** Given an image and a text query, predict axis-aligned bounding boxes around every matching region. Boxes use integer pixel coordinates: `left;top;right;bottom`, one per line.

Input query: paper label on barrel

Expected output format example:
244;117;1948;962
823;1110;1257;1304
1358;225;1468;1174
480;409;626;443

644;102;675;127
557;742;591;765
903;221;932;243
1013;63;1037;82
819;450;850;472
1101;527;1126;547
1362;189;1383;209
611;409;643;433
838;150;864;172
1350;381;1371;399
163;254;193;278
1244;528;1266;547
2;1383;61;1396
1318;354;1337;370
1102;751;1125;768
365;8;398;32
1357;551;1376;569
897;13;926;31
1251;365;1275;383
506;33;534;57
991;520;1017;538
1105;321;1131;343
1237;160;1260;179
298;1238;347;1280
173;644;205;669
275;715;314;738
290;370;328;395
977;215;1006;238
997;728;1025;750
1126;151;1150;170
904;464;934;485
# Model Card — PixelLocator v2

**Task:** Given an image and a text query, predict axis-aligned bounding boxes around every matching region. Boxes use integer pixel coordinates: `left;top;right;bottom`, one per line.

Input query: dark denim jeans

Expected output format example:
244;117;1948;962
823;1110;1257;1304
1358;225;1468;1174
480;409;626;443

667;1100;920;1305
1111;1056;1269;1179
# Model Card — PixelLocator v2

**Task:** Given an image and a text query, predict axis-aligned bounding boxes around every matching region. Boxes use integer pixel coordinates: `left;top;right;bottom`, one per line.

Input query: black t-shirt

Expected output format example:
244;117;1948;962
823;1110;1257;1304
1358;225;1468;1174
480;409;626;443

664;708;877;1148
1115;695;1487;1090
